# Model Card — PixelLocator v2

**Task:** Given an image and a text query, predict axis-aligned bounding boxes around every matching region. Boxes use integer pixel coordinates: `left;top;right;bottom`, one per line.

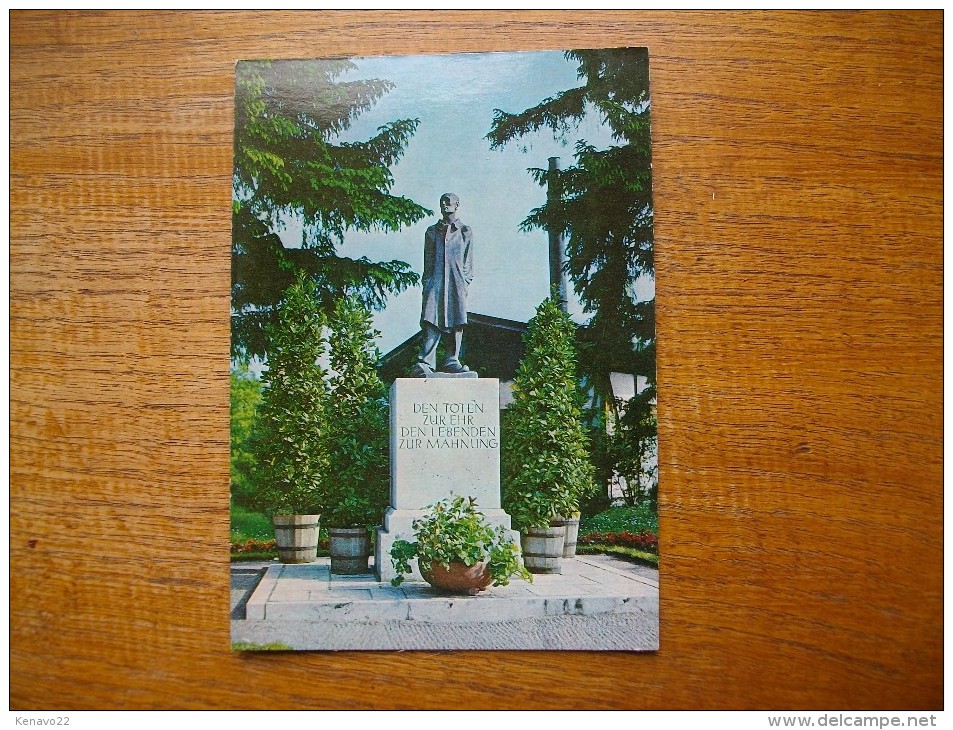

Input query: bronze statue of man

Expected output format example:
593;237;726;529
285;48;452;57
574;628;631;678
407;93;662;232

412;193;472;376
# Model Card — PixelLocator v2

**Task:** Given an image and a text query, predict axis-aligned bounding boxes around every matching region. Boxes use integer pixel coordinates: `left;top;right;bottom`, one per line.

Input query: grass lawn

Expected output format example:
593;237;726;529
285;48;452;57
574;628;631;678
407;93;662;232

580;503;658;535
230;504;335;562
230;504;274;542
577;544;658;568
232;641;294;651
230;504;277;561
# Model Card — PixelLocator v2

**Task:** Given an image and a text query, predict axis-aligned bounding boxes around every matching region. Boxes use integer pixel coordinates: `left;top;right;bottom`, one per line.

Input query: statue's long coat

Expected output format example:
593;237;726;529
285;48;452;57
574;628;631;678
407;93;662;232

420;217;473;331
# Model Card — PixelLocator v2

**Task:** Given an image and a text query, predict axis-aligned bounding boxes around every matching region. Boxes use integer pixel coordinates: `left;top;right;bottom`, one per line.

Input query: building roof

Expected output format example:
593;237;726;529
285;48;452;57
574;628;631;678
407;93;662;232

378;313;528;383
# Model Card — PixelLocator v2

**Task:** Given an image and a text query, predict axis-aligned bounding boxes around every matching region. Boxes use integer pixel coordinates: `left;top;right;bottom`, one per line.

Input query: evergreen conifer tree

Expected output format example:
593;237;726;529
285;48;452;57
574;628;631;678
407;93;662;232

232;59;430;361
488;48;656;507
486;49;654;393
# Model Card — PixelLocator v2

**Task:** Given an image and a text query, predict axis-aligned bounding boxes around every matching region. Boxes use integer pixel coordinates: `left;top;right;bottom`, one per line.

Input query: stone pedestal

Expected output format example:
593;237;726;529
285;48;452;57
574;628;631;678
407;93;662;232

376;377;517;582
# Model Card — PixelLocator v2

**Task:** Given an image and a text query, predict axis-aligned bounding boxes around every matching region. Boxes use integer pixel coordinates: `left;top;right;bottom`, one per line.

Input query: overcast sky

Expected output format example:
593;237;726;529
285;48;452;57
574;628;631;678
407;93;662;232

279;50;651;354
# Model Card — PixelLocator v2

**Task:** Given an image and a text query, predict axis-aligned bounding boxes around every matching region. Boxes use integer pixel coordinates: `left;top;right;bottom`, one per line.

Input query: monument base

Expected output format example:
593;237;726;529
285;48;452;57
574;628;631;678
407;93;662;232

412;370;479;379
376;506;519;583
379;377;517;583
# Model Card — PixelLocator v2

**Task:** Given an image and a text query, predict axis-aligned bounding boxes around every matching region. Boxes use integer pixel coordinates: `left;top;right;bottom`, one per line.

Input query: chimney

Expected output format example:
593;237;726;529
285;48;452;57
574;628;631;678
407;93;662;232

547;157;569;313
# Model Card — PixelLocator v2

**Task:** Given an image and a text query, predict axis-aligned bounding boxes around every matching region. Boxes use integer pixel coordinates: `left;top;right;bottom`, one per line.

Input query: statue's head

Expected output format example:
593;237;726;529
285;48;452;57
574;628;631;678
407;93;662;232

440;193;460;216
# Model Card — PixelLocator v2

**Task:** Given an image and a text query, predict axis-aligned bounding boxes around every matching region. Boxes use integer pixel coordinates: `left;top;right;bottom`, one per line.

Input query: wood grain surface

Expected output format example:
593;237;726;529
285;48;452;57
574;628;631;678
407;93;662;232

10;10;942;710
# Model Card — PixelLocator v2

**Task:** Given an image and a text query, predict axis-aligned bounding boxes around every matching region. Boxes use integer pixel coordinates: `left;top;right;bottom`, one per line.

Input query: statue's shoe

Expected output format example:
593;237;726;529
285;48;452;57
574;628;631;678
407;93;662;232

441;362;470;374
410;363;434;377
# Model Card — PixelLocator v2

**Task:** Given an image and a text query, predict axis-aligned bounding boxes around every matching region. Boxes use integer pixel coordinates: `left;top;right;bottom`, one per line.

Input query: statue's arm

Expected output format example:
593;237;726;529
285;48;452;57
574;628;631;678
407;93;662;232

463;227;473;285
422;228;434;281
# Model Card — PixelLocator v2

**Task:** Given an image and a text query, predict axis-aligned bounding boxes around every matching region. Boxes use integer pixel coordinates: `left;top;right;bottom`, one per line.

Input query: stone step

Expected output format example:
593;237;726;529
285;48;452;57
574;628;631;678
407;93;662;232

245;556;658;624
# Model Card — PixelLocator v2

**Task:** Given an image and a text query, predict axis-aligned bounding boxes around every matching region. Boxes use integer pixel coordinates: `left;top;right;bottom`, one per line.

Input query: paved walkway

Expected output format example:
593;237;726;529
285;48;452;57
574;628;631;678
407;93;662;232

231;555;658;651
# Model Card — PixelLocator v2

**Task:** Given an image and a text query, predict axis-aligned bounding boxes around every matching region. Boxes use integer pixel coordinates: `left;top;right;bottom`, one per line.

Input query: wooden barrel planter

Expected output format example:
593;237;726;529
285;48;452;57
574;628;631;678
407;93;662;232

551;514;580;558
329;527;372;575
520;525;566;574
272;514;320;564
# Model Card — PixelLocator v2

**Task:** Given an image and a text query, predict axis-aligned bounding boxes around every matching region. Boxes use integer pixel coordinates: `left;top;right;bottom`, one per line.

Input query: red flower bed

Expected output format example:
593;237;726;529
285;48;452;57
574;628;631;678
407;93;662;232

231;538;277;554
230;537;330;553
579;530;658;553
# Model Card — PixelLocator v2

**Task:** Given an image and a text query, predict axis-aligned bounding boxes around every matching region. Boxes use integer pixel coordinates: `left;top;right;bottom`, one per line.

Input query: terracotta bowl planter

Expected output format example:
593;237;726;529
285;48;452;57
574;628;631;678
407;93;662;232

419;561;493;596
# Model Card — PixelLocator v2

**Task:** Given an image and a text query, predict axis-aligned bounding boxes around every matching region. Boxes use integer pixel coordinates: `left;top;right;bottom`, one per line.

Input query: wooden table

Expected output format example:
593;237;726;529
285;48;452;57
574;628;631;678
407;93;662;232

10;10;942;709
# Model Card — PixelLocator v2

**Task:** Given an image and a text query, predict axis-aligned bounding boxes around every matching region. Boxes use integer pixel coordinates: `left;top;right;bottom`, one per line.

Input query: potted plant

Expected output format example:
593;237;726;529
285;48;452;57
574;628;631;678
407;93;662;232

323;295;390;574
502;295;596;572
249;274;329;563
390;496;531;594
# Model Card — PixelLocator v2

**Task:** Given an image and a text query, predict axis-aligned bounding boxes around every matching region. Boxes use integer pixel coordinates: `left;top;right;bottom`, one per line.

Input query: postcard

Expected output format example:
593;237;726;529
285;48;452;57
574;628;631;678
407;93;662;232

229;48;658;650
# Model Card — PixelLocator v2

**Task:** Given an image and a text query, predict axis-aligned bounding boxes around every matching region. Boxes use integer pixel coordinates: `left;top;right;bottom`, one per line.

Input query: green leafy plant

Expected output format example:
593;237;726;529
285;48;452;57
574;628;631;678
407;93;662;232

230;365;262;509
248;274;329;517
608;388;658;508
322;295;390;528
389;496;531;588
502;294;596;530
